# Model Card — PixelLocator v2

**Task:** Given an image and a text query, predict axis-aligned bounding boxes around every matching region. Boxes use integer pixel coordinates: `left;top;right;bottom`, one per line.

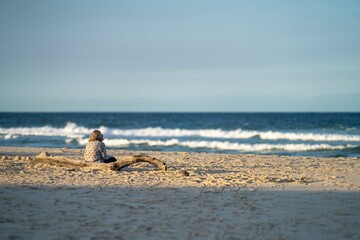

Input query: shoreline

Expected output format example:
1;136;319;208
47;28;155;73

0;146;359;190
1;146;359;239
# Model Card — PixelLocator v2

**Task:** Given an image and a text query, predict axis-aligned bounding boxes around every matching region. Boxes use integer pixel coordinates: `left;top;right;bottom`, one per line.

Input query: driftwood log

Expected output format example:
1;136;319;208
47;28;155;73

111;155;167;171
30;153;167;172
30;156;109;171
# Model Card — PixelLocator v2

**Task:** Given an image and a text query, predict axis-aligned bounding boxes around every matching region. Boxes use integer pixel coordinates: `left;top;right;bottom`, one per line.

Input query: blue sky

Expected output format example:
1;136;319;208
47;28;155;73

0;0;359;112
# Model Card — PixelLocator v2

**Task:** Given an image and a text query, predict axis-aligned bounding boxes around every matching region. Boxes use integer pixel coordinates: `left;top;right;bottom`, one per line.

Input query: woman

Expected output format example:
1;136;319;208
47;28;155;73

84;130;117;163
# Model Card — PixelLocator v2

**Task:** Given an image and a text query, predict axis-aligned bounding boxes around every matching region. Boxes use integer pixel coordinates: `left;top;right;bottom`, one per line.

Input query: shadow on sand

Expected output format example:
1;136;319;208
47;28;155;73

1;185;359;239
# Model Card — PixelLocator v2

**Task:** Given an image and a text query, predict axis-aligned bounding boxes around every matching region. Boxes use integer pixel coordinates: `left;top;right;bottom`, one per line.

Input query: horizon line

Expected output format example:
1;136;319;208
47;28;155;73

1;111;359;114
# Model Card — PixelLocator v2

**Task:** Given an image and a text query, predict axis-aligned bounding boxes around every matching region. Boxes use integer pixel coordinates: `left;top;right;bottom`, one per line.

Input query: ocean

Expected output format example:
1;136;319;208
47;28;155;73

0;112;359;157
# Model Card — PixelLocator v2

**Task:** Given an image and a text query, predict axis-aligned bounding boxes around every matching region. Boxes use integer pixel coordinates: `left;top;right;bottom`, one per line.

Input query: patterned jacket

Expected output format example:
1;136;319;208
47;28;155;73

84;140;111;162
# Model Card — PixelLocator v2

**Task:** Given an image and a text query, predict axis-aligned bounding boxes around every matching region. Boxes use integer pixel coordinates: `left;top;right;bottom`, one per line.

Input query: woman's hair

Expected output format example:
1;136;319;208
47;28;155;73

88;130;104;142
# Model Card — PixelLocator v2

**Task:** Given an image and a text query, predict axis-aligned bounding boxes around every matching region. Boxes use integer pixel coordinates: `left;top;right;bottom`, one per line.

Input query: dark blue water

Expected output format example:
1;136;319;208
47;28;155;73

1;113;359;157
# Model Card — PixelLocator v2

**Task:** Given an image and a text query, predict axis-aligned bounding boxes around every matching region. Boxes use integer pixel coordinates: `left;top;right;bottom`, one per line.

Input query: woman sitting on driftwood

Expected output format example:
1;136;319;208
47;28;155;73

31;130;168;172
84;130;117;163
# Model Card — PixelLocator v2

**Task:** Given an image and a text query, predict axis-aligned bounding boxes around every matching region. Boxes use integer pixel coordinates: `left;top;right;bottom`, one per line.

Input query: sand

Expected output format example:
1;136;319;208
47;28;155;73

0;146;359;239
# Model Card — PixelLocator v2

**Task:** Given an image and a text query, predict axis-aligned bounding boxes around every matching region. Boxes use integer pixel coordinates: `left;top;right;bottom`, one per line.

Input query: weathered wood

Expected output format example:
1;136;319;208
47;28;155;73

112;155;167;171
30;154;167;172
30;157;110;170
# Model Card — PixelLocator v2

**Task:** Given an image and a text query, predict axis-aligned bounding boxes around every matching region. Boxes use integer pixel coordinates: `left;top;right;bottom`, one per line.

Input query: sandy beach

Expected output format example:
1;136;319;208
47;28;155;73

0;146;359;239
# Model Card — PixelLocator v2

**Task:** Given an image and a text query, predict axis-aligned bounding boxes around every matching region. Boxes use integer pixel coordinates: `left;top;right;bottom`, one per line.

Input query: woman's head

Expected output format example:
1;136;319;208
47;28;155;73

88;130;104;142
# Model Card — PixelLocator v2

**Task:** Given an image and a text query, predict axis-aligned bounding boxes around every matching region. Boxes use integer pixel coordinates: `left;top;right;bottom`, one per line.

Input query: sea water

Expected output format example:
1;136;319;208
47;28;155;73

0;112;359;157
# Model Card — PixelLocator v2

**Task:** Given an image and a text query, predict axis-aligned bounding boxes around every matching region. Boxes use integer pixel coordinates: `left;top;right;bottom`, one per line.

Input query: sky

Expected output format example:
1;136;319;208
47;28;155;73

0;0;359;112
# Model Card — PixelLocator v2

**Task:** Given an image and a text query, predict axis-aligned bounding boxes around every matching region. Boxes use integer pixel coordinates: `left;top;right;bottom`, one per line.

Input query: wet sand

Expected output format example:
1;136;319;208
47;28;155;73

1;146;359;239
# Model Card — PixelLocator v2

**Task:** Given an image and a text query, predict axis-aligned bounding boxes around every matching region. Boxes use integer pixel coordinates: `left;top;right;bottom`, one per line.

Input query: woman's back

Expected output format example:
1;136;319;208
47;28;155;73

84;140;106;162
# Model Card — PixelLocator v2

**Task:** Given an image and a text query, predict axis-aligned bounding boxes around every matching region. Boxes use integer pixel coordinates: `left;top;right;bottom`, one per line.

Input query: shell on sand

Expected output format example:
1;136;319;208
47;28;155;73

37;151;51;158
1;156;9;160
14;156;21;160
178;170;190;176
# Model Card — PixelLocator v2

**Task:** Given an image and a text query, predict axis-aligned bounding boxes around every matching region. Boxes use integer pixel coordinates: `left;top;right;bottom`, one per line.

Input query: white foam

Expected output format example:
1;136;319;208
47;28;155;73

75;137;356;152
259;131;360;142
1;122;360;142
0;122;89;138
178;141;354;152
110;127;360;142
110;127;257;139
105;138;180;147
3;134;18;139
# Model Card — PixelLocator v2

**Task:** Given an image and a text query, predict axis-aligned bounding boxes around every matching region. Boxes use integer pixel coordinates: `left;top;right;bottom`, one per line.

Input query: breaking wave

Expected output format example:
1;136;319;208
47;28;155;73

1;122;360;142
74;137;356;152
0;122;89;139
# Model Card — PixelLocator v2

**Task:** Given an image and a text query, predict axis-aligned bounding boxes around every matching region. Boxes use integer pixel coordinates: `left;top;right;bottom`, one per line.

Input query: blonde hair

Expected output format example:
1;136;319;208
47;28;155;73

88;130;104;142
